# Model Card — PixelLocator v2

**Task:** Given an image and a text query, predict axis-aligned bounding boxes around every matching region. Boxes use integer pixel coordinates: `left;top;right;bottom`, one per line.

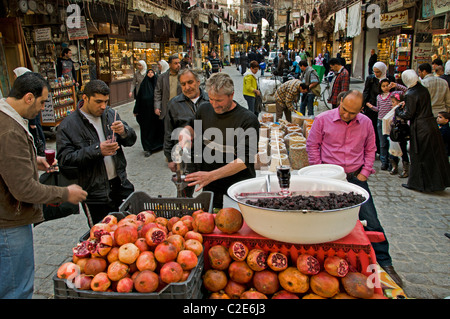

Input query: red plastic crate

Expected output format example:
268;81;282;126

202;221;383;295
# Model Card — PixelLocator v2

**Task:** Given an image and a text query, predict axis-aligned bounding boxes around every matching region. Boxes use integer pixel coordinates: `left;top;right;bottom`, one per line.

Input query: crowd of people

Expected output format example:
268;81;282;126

1;43;449;298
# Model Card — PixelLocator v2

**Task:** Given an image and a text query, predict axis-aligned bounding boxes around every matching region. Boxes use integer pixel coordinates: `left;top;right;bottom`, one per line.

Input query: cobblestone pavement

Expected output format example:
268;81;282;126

32;66;449;299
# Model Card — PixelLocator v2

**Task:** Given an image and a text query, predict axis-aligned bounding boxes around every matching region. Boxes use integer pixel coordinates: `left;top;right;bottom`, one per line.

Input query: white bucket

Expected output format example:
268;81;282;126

298;164;347;181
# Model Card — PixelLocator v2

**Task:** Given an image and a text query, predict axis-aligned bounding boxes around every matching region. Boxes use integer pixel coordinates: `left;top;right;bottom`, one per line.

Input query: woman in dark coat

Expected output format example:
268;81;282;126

240;51;248;75
133;69;164;157
395;70;450;192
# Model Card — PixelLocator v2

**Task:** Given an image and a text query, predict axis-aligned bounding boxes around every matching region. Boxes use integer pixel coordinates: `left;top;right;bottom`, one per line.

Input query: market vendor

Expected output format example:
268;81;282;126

56;48;79;86
274;79;303;123
306;90;402;288
178;73;260;208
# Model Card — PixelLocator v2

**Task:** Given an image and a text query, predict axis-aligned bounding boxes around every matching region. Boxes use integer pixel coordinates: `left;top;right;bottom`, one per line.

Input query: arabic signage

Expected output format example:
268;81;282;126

432;0;450;15
67;16;89;40
34;28;52;42
380;10;408;29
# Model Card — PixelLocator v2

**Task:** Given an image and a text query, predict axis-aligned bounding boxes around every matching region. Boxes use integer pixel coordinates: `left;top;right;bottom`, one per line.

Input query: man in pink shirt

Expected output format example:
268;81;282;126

306;90;402;287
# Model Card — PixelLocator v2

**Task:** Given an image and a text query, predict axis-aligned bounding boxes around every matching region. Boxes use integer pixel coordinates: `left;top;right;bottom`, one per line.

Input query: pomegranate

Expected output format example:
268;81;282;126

118;243;140;264
114;225;138;246
177;250;198;270
89;223;111;240
192;209;204;220
192;212;215;234
72;241;92;259
210;291;231;299
180;215;194;231
310;271;340;298
134;270;159;293
73;274;92;290
57;262;79;279
171;220;189;237
240;288;268;299
302;293;327;299
267;252;288;272
278;267;309;294
118;217;139;229
296;253;321;275
228;261;254;284
90;272;111;292
341;271;374;299
116;277;134;293
166;234;185;253
101;214;118;227
136;251;157;272
203;269;228;292
155;217;169;229
224;280;246;299
136;211;156;225
214;208;243;234
160;261;183;284
107;260;129;281
252;270;280;295
228;241;249;261
332;292;358;299
181;270;191;282
84;257;107;276
154;240;178;263
246;249;268;271
90;234;113;258
271;290;300;299
134;238;150;252
167;216;180;231
324;256;349;277
184;239;203;256
208;245;232;270
107;247;120;263
75;258;89;273
184;230;203;243
145;227;167;247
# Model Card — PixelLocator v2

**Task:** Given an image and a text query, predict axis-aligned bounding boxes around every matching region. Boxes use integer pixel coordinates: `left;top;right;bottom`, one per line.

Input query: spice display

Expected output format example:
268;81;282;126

262;113;274;123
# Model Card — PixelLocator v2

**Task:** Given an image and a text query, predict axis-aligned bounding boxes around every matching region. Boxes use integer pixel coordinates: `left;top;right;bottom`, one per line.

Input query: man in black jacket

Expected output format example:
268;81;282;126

56;80;137;225
164;69;209;173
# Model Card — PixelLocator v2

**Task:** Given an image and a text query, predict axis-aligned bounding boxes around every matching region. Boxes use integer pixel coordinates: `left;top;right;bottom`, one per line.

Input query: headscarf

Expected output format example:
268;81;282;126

295;56;301;63
158;60;169;74
135;70;158;116
445;60;450;75
372;62;387;80
138;60;147;76
13;67;32;78
401;69;420;88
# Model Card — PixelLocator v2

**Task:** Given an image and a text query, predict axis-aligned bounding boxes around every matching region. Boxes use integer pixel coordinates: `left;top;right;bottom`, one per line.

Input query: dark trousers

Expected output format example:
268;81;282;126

85;177;132;226
347;175;392;267
244;95;258;117
276;101;292;123
300;93;315;116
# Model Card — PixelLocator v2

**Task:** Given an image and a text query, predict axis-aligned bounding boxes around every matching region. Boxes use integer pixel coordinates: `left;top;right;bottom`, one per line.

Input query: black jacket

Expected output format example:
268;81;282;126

56;107;137;203
164;89;209;162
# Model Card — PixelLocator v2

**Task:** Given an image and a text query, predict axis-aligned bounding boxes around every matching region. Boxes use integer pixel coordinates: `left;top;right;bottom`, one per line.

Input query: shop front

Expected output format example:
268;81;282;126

377;29;413;80
431;30;450;63
133;42;162;73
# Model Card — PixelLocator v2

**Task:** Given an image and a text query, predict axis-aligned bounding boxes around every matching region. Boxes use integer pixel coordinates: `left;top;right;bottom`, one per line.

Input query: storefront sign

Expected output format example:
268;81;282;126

41;98;55;124
34;28;52;42
67;16;88;40
380;10;408;29
387;0;403;12
432;0;450;15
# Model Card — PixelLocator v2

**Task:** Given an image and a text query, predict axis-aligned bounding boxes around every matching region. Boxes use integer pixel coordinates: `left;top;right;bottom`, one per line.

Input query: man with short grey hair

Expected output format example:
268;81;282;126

179;73;260;208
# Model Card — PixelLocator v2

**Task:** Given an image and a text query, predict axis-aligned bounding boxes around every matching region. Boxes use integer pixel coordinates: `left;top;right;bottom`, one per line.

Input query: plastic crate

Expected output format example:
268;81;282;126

119;191;214;218
202;221;383;295
53;252;204;299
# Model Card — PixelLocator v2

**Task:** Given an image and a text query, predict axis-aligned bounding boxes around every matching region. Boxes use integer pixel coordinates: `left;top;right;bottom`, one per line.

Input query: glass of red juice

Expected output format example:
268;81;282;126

45;149;56;167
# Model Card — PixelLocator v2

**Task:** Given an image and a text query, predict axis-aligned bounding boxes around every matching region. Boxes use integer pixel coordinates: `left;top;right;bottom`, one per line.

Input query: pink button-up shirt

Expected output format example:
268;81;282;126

306;107;377;178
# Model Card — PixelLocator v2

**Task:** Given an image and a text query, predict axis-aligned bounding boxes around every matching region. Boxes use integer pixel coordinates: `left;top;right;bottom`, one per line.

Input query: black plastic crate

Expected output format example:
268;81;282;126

53;252;204;299
119;191;214;218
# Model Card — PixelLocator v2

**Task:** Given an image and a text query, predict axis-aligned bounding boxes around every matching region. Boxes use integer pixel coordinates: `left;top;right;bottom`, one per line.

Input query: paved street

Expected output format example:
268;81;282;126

32;66;449;299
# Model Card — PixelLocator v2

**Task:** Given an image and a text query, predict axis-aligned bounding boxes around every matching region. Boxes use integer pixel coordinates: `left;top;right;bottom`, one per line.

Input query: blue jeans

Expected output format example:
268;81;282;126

244;95;258;116
347;176;392;267
300;93;315;116
0;224;35;299
377;119;390;166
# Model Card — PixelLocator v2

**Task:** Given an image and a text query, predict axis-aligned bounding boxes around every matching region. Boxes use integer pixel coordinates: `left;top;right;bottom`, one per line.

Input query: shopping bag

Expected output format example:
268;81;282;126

39;171;80;222
388;138;403;157
382;106;397;135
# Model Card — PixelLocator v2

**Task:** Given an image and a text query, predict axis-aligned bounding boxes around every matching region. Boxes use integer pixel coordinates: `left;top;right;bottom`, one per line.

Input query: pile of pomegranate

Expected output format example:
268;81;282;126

56;210;209;294
204;241;387;299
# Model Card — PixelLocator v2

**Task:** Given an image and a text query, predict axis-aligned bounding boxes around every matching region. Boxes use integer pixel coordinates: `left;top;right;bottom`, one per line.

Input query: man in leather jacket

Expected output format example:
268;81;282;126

56;80;137;225
164;69;209;173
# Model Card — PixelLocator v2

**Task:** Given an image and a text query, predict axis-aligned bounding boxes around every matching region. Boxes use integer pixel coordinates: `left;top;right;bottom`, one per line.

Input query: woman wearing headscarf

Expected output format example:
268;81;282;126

158;60;169;74
314;53;324;66
129;60;147;98
363;61;395;160
133;69;164;157
395;70;450;192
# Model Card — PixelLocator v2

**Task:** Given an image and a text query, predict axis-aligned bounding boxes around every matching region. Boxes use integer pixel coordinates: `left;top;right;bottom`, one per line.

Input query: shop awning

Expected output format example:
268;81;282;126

129;0;181;24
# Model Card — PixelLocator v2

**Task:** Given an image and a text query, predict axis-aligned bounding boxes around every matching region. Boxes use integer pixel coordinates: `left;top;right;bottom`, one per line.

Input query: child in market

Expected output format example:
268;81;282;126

437;111;450;158
389;93;410;178
366;79;407;173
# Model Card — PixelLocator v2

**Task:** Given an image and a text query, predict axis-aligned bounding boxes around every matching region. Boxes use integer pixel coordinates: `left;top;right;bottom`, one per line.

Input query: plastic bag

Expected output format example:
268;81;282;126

388;137;402;157
382;106;397;135
259;78;281;104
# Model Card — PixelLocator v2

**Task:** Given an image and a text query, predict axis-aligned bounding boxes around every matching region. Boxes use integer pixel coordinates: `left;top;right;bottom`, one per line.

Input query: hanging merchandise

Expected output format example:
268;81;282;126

347;1;361;38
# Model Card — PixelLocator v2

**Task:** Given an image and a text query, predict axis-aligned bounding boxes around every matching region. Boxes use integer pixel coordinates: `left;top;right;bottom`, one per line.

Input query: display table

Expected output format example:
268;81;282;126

203;220;384;295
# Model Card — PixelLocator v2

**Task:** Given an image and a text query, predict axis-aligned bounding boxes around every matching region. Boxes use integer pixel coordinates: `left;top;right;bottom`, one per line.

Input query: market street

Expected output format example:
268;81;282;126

32;66;450;299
